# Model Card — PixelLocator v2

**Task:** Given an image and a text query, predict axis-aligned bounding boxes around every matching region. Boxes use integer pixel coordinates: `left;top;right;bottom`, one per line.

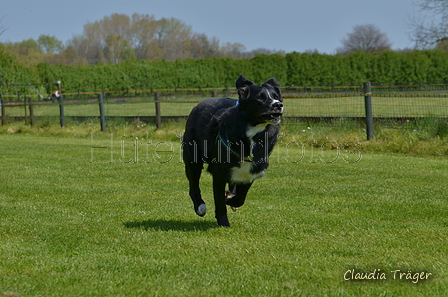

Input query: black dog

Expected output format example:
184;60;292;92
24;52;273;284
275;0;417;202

182;75;284;226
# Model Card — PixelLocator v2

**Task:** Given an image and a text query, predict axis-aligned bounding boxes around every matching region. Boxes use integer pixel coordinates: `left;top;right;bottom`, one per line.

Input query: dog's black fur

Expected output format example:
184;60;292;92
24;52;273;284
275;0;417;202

182;75;284;226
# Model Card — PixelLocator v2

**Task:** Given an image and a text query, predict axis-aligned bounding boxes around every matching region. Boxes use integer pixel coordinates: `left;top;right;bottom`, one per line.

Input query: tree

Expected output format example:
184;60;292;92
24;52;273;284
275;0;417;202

2;39;45;66
4;39;42;55
64;14;200;62
64;13;135;63
104;34;136;62
221;42;247;58
0;15;7;37
337;24;392;54
409;0;448;49
155;17;194;60
37;35;63;54
131;13;158;60
243;48;286;58
62;13;253;63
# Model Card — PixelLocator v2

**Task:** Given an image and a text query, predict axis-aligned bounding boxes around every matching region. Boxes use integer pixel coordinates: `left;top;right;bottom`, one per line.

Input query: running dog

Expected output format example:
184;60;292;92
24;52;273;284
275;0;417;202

182;75;284;226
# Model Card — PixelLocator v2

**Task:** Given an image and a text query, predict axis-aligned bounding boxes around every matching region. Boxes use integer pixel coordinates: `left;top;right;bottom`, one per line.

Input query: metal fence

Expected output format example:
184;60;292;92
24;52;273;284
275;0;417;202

1;82;448;139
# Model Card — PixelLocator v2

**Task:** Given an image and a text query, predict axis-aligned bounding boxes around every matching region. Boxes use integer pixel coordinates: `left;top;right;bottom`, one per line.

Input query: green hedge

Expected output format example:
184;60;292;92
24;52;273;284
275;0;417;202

2;46;448;96
0;46;40;95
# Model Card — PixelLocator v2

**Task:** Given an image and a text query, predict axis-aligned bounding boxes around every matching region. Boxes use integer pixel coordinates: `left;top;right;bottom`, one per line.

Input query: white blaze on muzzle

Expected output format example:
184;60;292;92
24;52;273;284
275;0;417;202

267;90;284;113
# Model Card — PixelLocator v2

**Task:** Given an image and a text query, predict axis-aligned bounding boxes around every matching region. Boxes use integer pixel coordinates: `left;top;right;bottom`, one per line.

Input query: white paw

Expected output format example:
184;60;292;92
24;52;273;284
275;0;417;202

197;203;207;216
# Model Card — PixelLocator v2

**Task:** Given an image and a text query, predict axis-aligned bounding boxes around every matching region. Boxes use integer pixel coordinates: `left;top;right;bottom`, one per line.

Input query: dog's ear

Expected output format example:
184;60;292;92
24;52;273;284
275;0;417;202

262;77;281;95
263;77;280;88
236;75;255;99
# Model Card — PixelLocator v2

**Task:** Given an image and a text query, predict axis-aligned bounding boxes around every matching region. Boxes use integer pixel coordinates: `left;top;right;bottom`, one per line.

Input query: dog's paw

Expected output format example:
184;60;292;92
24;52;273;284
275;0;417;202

196;203;207;217
225;191;237;211
216;215;230;227
225;192;240;211
225;191;235;199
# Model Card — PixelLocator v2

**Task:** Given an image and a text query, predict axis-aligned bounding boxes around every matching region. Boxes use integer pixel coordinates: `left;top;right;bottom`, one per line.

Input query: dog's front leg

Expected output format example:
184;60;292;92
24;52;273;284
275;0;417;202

225;183;252;210
213;177;230;227
185;162;206;217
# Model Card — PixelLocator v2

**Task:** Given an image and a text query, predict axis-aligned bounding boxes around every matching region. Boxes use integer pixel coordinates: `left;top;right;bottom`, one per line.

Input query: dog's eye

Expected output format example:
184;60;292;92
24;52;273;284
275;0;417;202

273;94;282;101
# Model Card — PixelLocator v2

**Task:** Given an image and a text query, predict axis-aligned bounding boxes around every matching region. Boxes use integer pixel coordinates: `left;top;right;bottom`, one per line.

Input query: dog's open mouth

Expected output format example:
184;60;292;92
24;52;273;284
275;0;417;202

260;112;283;124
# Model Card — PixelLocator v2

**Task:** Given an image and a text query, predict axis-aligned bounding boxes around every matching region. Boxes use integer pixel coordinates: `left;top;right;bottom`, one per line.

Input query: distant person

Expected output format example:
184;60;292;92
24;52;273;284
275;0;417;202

51;90;61;102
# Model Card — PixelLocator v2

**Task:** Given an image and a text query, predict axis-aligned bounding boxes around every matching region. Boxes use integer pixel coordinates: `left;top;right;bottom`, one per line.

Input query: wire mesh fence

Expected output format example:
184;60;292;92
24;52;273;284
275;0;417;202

370;83;448;118
283;83;448;118
1;82;447;132
282;85;364;118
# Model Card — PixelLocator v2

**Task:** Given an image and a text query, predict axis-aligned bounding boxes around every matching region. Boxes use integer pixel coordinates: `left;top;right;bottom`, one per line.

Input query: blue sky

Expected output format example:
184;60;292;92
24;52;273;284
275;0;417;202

1;0;418;54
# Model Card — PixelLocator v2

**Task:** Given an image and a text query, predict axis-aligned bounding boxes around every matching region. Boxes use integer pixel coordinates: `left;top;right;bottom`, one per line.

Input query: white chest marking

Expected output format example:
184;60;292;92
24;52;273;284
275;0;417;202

229;124;269;184
246;123;268;139
230;162;266;184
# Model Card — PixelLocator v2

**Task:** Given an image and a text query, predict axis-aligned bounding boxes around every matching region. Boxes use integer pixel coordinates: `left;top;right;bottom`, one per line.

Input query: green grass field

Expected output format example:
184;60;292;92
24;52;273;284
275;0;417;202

1;130;447;296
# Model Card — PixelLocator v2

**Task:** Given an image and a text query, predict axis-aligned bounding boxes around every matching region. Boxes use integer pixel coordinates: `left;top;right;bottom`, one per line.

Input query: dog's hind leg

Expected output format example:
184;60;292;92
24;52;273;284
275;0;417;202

185;162;207;217
183;137;207;217
225;183;252;211
213;177;230;227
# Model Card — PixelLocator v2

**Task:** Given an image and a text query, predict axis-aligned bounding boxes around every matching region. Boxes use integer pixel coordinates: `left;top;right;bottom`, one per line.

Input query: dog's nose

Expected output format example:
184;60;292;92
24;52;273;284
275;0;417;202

273;102;283;109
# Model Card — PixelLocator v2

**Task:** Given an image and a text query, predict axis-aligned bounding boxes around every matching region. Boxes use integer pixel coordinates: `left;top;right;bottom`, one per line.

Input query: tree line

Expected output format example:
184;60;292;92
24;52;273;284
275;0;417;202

3;0;448;66
3;3;448;68
0;13;284;67
2;45;448;97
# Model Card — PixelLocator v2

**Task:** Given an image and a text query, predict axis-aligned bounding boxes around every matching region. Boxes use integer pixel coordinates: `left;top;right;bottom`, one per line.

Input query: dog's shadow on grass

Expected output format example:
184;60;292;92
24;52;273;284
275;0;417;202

123;219;218;232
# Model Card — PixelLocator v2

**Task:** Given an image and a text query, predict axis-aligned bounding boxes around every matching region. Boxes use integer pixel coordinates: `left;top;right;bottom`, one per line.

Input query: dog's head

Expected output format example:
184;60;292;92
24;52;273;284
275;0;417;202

235;75;284;125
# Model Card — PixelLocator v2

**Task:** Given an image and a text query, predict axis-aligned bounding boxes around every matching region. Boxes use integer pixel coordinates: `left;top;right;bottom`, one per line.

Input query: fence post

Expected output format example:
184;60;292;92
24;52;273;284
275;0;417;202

29;97;35;126
19;92;28;125
0;93;5;126
58;94;65;127
57;81;65;128
154;92;161;129
364;82;374;140
98;93;106;131
212;90;218;97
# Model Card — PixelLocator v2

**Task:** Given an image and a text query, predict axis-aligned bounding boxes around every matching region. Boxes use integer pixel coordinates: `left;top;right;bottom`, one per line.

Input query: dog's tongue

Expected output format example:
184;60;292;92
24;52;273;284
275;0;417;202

270;115;281;124
261;113;282;124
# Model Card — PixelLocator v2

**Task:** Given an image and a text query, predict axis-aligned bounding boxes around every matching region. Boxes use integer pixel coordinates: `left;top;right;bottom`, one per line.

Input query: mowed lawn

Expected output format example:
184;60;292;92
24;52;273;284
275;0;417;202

0;133;447;296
